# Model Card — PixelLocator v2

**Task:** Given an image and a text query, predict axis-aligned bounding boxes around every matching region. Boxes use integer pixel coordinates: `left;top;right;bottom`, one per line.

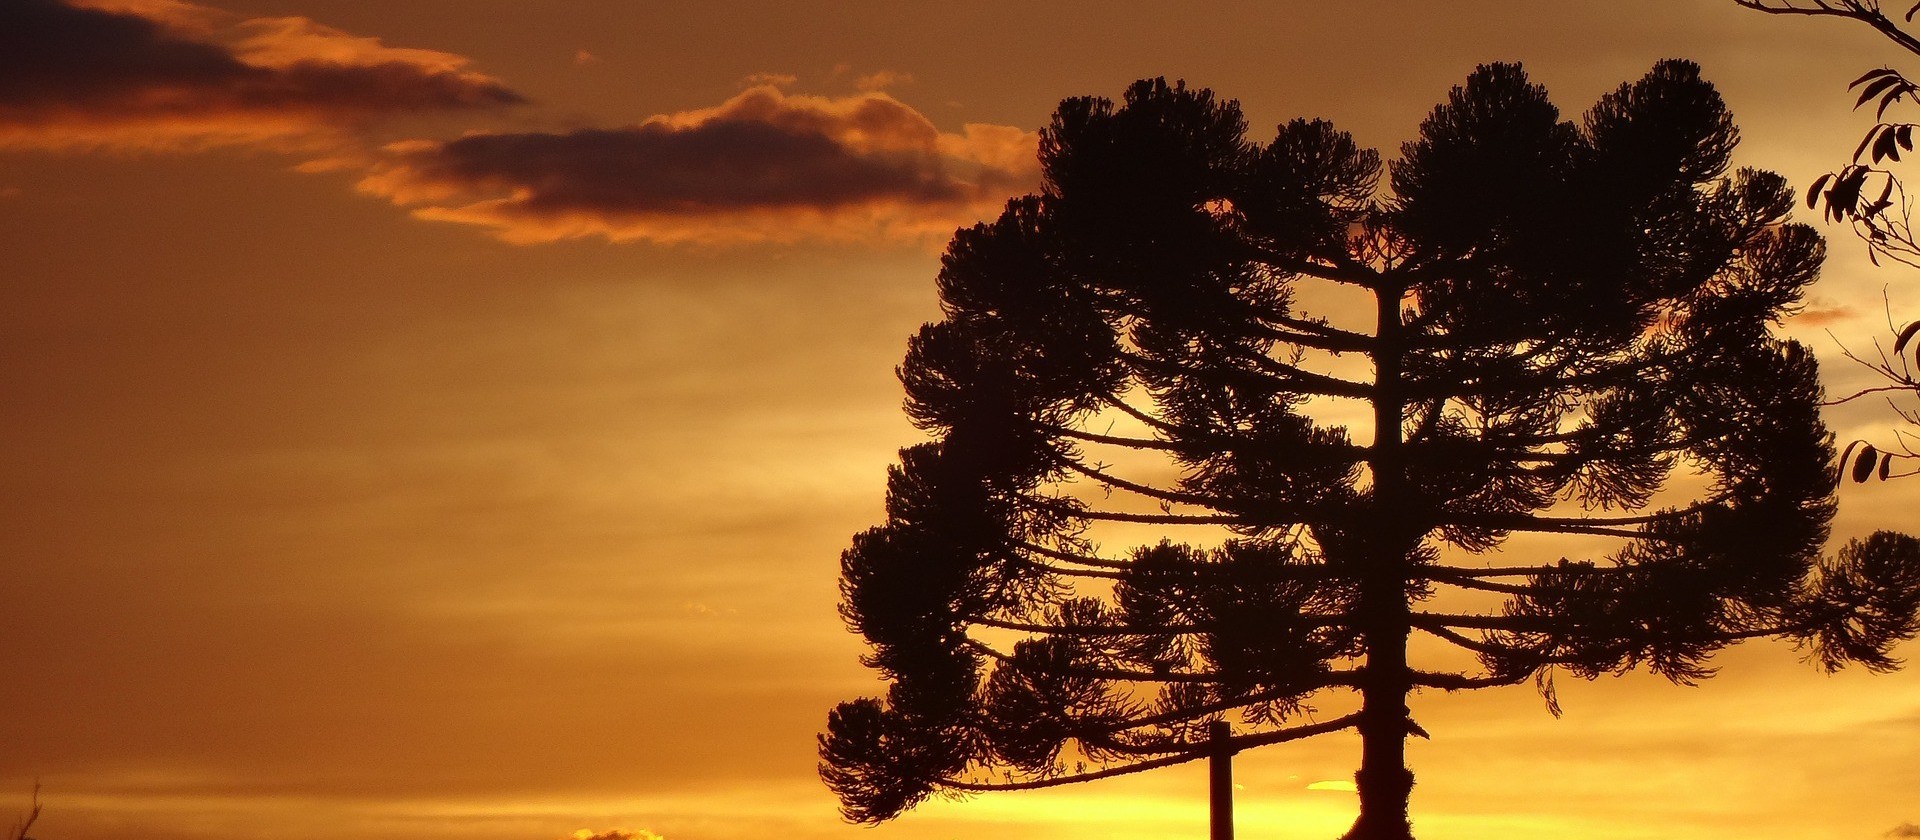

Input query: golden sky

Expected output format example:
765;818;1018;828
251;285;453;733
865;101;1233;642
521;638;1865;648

3;2;1919;839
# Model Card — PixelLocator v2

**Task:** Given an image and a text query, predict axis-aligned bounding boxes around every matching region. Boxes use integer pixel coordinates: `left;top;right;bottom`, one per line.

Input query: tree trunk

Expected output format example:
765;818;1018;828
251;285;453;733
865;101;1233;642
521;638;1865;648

1342;631;1414;840
1342;275;1415;840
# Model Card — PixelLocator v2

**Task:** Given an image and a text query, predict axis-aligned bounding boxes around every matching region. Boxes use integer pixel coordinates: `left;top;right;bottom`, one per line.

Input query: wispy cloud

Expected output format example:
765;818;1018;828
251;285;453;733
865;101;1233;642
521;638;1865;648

1790;300;1858;327
0;0;521;151
854;70;914;92
357;85;1039;245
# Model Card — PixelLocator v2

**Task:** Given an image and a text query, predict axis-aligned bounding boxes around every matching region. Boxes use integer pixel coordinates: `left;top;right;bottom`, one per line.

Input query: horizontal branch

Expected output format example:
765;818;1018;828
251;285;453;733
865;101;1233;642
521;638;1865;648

1410;612;1551;632
940;711;1365;792
1052;425;1194;453
1426;575;1534;596
1415;623;1506;655
970;611;1352;638
1096;685;1341;734
1419;612;1836;650
1824;383;1919;406
1463;499;1713;529
1272;251;1385;289
1256;312;1376;352
963;637;1365;687
1119;348;1375;401
1412;669;1528;691
970;615;1204;636
1232;350;1378;399
1098;394;1289;454
1004;541;1362;590
1426;563;1622;580
942;747;1202;792
1017;493;1247;527
998;549;1134;581
1404;349;1675;402
1439;513;1666;541
1008;538;1133;571
1058;456;1241;511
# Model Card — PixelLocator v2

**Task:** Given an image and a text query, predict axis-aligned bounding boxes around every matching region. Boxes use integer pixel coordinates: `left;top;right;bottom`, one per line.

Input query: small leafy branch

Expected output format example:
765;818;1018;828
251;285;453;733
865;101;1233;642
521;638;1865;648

1833;305;1920;480
1807;67;1920;268
1736;1;1920;478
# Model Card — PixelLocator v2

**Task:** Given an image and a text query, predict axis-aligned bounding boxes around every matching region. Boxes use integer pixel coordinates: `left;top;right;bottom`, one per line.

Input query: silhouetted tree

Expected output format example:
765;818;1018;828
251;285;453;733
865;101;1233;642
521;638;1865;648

1736;0;1920;477
820;62;1920;840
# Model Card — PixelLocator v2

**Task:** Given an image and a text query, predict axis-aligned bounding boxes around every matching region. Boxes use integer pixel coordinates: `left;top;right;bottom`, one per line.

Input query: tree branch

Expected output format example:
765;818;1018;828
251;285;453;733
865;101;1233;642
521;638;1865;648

940;711;1365;792
1057;455;1243;511
970;611;1352;637
1411;669;1528;691
1734;1;1920;57
1256;312;1378;352
963;637;1365;687
1016;493;1247;527
1051;424;1195;453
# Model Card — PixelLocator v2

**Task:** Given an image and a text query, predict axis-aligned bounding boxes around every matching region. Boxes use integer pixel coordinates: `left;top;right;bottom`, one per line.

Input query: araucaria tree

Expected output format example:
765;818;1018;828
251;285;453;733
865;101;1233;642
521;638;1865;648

820;61;1920;840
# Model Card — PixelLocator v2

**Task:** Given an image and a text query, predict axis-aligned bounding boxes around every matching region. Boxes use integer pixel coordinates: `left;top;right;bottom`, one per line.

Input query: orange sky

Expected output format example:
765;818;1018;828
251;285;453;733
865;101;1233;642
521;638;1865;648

3;2;1919;839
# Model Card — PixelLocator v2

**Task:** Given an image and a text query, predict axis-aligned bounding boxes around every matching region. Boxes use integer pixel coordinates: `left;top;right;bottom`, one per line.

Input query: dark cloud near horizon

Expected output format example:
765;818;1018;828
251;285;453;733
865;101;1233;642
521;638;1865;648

0;0;240;107
359;86;1038;244
404;120;965;216
1890;823;1920;838
0;0;521;147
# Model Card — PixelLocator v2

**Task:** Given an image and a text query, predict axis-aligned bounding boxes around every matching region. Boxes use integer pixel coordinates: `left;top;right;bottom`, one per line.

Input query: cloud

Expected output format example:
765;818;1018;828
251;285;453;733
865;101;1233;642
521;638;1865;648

1889;824;1920;838
0;0;521;151
1790;301;1857;327
569;831;664;840
855;70;914;91
740;72;797;88
0;1;1034;245
357;85;1040;245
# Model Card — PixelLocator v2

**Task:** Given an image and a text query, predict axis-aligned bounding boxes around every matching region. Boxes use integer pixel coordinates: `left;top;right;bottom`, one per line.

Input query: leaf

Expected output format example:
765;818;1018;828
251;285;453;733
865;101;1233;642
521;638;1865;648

1828;167;1869;218
1900;124;1915;152
1853;68;1897;89
1878;85;1915;120
1894;320;1920;356
1857;75;1904;109
1854;443;1880;484
1855;128;1879;163
1810;173;1835;209
1842;441;1869;480
1869;178;1897;215
1881;452;1894;481
1875;128;1901;163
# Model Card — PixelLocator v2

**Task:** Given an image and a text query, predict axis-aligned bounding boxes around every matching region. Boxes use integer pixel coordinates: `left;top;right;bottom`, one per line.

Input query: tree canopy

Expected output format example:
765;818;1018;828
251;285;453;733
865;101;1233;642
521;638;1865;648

820;60;1920;840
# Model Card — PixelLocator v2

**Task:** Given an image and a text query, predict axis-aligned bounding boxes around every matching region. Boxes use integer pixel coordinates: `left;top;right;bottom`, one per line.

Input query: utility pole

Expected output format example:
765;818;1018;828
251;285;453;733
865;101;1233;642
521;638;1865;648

1209;720;1234;840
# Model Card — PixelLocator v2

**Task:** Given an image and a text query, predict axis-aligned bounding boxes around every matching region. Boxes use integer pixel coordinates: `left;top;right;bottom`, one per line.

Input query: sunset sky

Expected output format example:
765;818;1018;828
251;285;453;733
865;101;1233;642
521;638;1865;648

4;2;1920;839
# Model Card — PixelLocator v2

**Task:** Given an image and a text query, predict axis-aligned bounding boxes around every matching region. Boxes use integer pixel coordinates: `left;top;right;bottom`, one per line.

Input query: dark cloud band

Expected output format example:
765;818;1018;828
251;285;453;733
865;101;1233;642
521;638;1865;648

0;0;520;146
360;87;1038;244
